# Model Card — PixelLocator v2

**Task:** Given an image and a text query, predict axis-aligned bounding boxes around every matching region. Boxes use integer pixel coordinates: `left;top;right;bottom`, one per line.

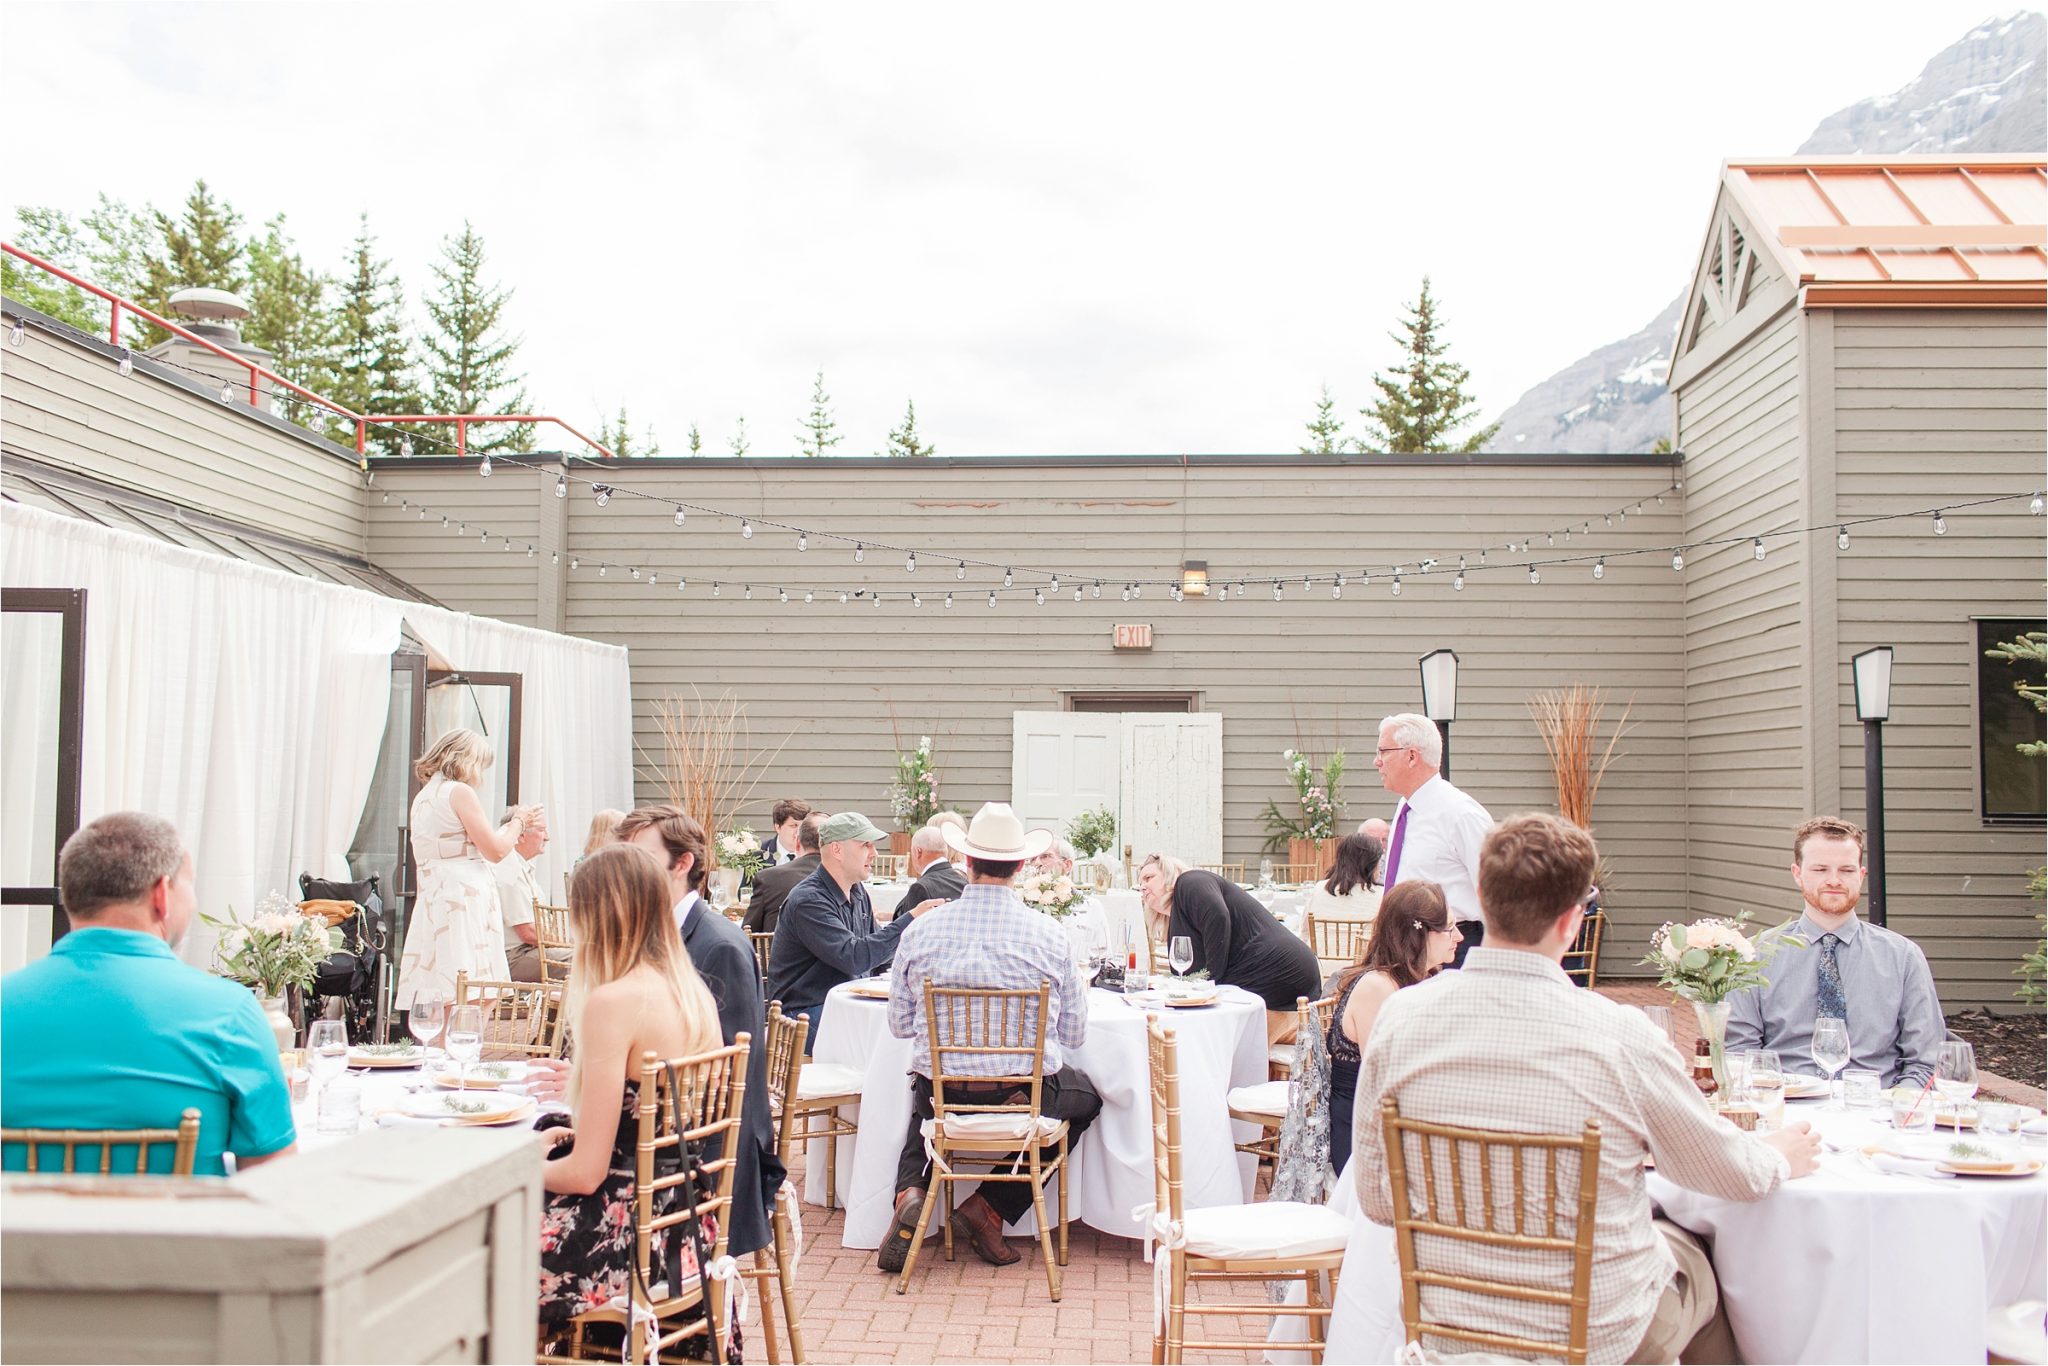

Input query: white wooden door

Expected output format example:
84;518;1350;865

1010;712;1121;841
1119;713;1223;866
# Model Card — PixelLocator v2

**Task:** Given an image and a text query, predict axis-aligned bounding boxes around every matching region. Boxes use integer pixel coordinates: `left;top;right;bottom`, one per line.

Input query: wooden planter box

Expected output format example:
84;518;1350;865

1289;836;1338;879
889;831;912;857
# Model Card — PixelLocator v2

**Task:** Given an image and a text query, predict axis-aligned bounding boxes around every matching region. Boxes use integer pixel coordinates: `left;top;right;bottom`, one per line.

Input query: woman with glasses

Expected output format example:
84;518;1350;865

1325;879;1459;1173
1138;853;1322;1044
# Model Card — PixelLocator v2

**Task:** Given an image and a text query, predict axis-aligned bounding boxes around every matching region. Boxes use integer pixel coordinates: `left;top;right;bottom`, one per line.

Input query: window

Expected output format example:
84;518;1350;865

2;590;85;967
1977;617;2046;825
1065;693;1197;713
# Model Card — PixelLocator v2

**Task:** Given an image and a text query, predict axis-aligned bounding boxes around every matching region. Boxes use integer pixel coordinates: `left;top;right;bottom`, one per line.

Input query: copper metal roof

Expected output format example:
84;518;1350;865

1720;156;2047;307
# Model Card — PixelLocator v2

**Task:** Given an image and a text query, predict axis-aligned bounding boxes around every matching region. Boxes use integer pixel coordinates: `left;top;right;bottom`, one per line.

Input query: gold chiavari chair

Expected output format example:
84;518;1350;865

451;973;559;1061
1146;1019;1347;1363
898;981;1072;1302
746;1003;810;1364
1228;995;1336;1165
560;1040;751;1363
1562;910;1606;988
749;931;775;988
1303;910;1373;977
774;1004;860;1212
1076;863;1114;893
2;1108;202;1176
1270;862;1318;885
532;901;574;1042
1197;862;1247;883
1379;1097;1603;1365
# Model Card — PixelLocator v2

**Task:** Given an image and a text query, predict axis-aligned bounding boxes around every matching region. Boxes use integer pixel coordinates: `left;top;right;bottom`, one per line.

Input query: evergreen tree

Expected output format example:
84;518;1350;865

729;416;751;457
420;221;530;451
598;405;660;458
138;180;246;345
1299;383;1346;455
881;397;936;457
1360;277;1499;454
795;369;841;457
687;423;703;456
331;213;421;455
245;214;341;410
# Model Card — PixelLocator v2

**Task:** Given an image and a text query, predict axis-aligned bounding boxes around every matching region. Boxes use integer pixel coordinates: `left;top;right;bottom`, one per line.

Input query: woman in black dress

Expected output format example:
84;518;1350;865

1138;854;1322;1043
538;845;724;1335
1324;880;1459;1173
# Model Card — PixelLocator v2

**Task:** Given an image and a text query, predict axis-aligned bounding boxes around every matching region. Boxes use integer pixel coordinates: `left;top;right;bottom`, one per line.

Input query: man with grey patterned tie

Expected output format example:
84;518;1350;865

1725;817;1946;1087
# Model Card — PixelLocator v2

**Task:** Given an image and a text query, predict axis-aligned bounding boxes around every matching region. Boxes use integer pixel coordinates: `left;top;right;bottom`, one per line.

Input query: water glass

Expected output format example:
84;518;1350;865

409;994;447;1068
317;1079;363;1134
1168;935;1194;978
1935;1040;1978;1107
307;1020;349;1083
446;1005;484;1090
1977;1102;2023;1142
1890;1088;1936;1134
1841;1068;1881;1109
1810;1018;1851;1108
1258;858;1274;889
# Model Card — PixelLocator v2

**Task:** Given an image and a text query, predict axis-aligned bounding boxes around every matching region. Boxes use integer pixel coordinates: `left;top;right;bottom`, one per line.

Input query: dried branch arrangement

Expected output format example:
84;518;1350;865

635;688;793;867
1528;685;1636;831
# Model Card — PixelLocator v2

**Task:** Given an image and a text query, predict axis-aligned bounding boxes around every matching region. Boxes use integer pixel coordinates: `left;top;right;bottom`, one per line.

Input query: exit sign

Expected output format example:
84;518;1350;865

1113;624;1153;650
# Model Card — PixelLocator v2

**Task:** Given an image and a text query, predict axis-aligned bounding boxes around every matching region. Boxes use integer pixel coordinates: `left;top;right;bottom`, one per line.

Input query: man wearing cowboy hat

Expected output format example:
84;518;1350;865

877;802;1102;1275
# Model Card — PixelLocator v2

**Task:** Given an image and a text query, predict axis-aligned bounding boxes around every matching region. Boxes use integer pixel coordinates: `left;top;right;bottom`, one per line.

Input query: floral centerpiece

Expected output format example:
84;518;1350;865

716;828;767;881
1018;865;1086;918
889;735;942;830
1641;912;1804;1091
204;891;337;998
1259;748;1346;861
1065;807;1118;860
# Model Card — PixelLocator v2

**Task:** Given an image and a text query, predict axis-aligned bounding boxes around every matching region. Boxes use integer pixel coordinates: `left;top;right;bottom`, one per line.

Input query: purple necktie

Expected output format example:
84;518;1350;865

1383;804;1411;886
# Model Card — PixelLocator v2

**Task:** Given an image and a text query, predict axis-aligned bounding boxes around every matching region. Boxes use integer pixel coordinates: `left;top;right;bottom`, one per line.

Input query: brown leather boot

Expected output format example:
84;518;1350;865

876;1187;924;1273
951;1192;1021;1266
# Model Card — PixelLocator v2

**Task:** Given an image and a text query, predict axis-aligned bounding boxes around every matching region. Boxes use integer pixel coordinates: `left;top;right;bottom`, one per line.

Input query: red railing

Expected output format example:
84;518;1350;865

1;241;614;466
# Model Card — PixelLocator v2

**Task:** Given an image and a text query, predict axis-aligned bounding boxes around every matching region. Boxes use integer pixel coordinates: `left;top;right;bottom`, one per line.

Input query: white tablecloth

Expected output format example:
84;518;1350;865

1652;1102;2048;1364
866;881;912;921
804;981;1268;1248
293;1061;558;1150
1266;1172;1404;1365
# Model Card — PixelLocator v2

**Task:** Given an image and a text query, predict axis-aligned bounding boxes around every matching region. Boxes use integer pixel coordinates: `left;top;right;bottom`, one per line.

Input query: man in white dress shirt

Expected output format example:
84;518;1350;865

1374;712;1494;966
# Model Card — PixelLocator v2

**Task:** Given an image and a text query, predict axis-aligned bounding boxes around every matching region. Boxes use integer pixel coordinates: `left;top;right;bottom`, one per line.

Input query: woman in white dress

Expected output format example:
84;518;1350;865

397;728;538;1011
1299;830;1384;923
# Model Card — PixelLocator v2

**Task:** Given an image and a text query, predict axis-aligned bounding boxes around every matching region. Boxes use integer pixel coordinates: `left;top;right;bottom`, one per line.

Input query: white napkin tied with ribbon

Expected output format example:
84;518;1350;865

1132;1201;1187;1334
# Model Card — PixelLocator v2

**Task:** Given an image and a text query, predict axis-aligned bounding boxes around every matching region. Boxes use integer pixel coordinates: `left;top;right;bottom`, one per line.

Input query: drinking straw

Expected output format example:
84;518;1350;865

1900;1070;1939;1127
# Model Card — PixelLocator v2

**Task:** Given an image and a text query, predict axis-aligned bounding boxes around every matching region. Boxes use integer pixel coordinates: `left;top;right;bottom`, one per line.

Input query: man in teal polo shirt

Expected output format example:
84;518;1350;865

2;813;297;1175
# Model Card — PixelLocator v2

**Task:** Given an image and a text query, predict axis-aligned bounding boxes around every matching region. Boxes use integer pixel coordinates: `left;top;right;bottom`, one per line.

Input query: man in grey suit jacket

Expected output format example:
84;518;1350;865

899;825;966;909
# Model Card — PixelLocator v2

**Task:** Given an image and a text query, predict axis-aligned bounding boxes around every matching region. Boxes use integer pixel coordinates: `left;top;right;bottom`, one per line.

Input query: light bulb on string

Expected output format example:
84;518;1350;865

905;552;916;573
1603;514;1612;528
570;557;579;570
598;565;607;577
712;583;721;596
555;473;566;497
7;317;23;347
839;591;849;604
743;585;752;600
1171;585;1184;603
778;588;788;603
673;505;686;527
1272;580;1283;601
1132;583;1142;600
441;515;450;528
945;592;954;609
479;455;492;478
1003;568;1013;588
2033;493;2045;516
1120;585;1132;602
551;551;559;565
1671;551;1684;572
1217;583;1228;600
1073;585;1083;602
874;592;882;609
796;532;807;552
1593;558;1606;580
1092;582;1102;599
1932;511;1947;535
988;591;998;608
382;490;391;504
1049;575;1060;593
1528;565;1540;585
677;577;687;591
117;349;134;377
1656;493;1666;506
220;378;234;402
418;507;426;520
1453;570;1465;591
647;572;656;584
854;543;865;563
1034;589;1045;605
527;545;535;559
1331;581;1342;599
1392;575;1403;596
1752;538;1766;562
479;527;488;542
1837;526;1851;551
957;561;966;580
594;485;610;507
741;520;753;539
1300;576;1310;592
912;593;922;608
804;590;813;604
1617;508;1626;524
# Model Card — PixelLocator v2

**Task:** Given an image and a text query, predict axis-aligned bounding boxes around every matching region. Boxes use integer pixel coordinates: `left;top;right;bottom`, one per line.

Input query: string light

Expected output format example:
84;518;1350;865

117;349;134;377
839;591;849;604
1390;575;1402;596
7;317;24;346
400;436;413;458
1092;582;1102;599
945;592;954;609
1073;585;1083;602
1671;551;1684;572
957;561;966;579
854;543;865;562
1171;585;1184;603
570;557;579;570
804;590;814;603
711;582;720;596
551;551;559;565
988;590;998;608
1593;558;1606;580
1837;526;1850;551
1132;583;1142;600
742;585;751;600
479;455;492;477
1331;581;1342;599
556;473;567;497
912;592;922;607
646;570;655;583
778;588;788;603
674;505;686;527
1932;511;1948;535
2033;493;2045;516
630;567;640;580
1034;588;1045;605
1527;565;1540;585
905;551;917;573
1120;585;1132;602
1003;568;1013;588
594;485;611;507
219;379;234;402
740;519;753;539
597;565;607;577
677;576;687;591
797;532;808;551
1049;575;1060;593
1752;538;1766;561
1272;580;1282;601
874;592;882;609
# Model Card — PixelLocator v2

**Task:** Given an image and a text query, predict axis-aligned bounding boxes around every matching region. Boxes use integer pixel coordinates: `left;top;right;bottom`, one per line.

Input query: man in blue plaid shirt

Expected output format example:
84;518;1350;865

878;803;1100;1275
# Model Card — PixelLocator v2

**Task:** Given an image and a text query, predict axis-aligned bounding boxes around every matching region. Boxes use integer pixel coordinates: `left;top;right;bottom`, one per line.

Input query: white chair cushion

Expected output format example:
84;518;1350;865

1227;1080;1292;1117
794;1062;864;1100
1180;1201;1349;1259
1268;1043;1298;1069
921;1113;1067;1143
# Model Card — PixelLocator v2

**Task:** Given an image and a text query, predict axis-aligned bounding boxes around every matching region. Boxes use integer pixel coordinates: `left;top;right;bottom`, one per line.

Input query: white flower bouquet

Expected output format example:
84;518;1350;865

203;891;339;998
1018;868;1085;918
1641;911;1801;1004
716;828;767;880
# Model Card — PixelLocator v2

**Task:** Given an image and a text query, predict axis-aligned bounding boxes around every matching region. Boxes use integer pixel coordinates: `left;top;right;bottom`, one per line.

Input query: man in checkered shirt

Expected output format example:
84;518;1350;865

879;803;1100;1276
1354;813;1821;1363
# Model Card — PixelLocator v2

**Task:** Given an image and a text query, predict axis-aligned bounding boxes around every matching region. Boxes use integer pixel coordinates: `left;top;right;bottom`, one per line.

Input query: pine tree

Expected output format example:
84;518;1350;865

729;416;751;457
599;405;660;458
245;214;341;411
1360;277;1500;454
795;369;842;457
687;423;703;457
1299;383;1346;454
138;180;246;345
420;221;530;451
331;213;422;455
881;398;936;457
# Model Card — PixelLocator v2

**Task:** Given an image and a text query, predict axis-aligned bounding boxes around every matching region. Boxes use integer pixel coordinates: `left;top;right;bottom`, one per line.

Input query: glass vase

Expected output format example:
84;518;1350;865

1691;998;1731;1094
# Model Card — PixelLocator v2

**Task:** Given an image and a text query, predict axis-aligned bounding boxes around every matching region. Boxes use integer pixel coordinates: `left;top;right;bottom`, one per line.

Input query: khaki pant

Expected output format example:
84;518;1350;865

505;942;572;983
1628;1220;1738;1364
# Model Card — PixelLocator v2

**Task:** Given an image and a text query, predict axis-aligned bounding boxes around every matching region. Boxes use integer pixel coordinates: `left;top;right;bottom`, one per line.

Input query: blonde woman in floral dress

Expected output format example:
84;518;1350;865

397;729;536;1011
538;843;723;1336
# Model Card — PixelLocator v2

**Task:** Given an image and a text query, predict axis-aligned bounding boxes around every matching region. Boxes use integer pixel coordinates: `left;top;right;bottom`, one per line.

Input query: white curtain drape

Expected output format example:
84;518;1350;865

402;603;633;904
2;504;401;968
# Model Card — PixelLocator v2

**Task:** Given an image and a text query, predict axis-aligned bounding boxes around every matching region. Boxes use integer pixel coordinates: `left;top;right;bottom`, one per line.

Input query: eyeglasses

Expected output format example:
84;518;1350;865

1374;746;1413;757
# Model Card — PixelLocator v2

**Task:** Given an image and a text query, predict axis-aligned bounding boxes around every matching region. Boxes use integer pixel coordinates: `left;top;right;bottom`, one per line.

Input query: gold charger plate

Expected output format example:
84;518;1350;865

348;1050;423;1069
434;1064;527;1091
403;1092;536;1126
1161;994;1219;1009
1937;1157;2043;1178
1781;1079;1830;1100
846;980;893;1000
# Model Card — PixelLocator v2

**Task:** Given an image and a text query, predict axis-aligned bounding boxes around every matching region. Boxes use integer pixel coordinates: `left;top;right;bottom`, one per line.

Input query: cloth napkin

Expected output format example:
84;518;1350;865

1868;1151;1954;1179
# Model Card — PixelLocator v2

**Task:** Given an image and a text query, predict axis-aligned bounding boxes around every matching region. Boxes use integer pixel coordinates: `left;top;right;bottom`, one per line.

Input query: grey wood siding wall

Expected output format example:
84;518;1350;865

367;457;1691;957
1826;307;2047;1010
0;310;366;555
1676;304;1809;928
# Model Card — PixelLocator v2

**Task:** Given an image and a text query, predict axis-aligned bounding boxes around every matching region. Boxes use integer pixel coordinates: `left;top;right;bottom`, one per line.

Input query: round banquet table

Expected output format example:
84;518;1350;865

804;979;1269;1248
865;881;912;921
1651;1101;2047;1364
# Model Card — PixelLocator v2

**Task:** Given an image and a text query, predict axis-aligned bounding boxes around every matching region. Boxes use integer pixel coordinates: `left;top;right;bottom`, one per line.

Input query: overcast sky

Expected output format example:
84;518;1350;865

4;2;1992;456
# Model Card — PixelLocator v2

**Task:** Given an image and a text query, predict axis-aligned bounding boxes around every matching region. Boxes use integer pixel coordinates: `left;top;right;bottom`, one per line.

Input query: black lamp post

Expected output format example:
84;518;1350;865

1852;645;1894;927
1419;648;1459;779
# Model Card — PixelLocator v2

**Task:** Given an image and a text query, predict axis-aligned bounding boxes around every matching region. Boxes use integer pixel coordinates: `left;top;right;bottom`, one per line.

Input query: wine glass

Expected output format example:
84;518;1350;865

409;994;447;1070
307;1019;349;1106
1258;858;1275;889
1810;1017;1851;1109
1935;1040;1978;1114
1168;935;1194;979
446;1004;484;1094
